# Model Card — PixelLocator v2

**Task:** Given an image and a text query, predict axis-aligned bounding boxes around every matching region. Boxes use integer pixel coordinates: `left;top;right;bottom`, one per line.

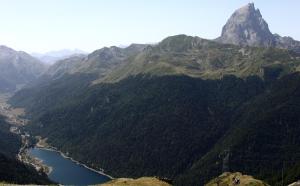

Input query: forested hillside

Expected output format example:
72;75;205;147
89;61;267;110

175;72;300;185
10;34;300;185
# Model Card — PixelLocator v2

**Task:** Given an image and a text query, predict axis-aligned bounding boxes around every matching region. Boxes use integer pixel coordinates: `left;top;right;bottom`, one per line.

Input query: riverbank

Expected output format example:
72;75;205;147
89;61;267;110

35;137;114;179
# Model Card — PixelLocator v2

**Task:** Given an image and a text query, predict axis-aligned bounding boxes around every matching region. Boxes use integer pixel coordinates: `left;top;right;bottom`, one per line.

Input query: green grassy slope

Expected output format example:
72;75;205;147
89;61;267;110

103;35;300;83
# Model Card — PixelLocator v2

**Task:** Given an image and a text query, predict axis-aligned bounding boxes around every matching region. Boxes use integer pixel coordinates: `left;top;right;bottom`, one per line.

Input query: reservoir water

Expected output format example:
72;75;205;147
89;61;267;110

28;148;111;185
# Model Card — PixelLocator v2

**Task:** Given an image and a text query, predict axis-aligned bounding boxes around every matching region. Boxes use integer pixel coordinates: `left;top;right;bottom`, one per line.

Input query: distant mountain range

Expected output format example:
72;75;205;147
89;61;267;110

4;3;300;186
0;47;88;92
31;49;87;65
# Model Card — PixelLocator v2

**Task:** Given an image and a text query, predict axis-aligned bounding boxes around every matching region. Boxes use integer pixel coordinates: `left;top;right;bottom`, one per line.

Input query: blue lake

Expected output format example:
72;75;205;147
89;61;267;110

28;148;111;185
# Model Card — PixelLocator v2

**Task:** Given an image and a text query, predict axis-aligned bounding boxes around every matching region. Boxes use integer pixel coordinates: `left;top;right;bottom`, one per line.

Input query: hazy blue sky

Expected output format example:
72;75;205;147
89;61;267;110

0;0;299;53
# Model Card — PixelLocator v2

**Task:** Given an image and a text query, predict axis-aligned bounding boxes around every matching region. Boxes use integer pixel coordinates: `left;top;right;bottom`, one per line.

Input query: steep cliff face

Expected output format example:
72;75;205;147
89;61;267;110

217;3;300;53
217;3;274;47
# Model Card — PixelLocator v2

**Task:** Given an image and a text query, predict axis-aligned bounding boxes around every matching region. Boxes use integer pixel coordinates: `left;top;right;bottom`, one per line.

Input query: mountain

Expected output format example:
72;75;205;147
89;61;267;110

217;3;300;53
43;54;86;79
72;44;147;75
10;36;300;186
0;116;52;184
32;49;87;65
37;44;148;82
8;3;300;186
101;35;300;83
0;45;46;92
217;3;274;47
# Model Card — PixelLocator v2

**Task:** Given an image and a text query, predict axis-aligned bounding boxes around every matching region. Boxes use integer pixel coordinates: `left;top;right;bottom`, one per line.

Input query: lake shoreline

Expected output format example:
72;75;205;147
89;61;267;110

0;94;113;183
19;148;54;175
34;141;114;179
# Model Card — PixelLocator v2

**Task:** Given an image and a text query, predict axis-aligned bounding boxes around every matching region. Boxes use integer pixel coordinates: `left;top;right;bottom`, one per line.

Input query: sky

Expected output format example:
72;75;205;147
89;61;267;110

0;0;299;53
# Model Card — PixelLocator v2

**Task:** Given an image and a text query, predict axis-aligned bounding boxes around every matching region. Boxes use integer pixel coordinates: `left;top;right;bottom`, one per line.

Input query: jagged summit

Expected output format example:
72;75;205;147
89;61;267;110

216;3;300;52
217;3;274;47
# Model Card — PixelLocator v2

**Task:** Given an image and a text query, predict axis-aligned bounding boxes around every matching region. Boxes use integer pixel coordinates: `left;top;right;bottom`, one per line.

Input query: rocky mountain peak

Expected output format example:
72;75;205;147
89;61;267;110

217;3;275;47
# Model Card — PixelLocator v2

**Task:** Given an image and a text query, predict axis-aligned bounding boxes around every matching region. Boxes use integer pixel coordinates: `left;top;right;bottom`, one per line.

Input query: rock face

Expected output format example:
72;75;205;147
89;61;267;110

218;3;274;47
217;3;300;52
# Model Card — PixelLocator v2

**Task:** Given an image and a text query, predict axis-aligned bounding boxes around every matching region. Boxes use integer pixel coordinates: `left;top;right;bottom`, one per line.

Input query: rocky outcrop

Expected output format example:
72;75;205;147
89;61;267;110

205;172;269;186
217;3;274;47
217;3;300;53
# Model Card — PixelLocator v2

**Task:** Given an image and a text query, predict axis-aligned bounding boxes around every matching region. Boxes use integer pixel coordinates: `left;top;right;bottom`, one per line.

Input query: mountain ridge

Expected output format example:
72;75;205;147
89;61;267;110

100;34;300;84
0;45;46;92
32;49;87;65
41;44;148;82
37;3;300;84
